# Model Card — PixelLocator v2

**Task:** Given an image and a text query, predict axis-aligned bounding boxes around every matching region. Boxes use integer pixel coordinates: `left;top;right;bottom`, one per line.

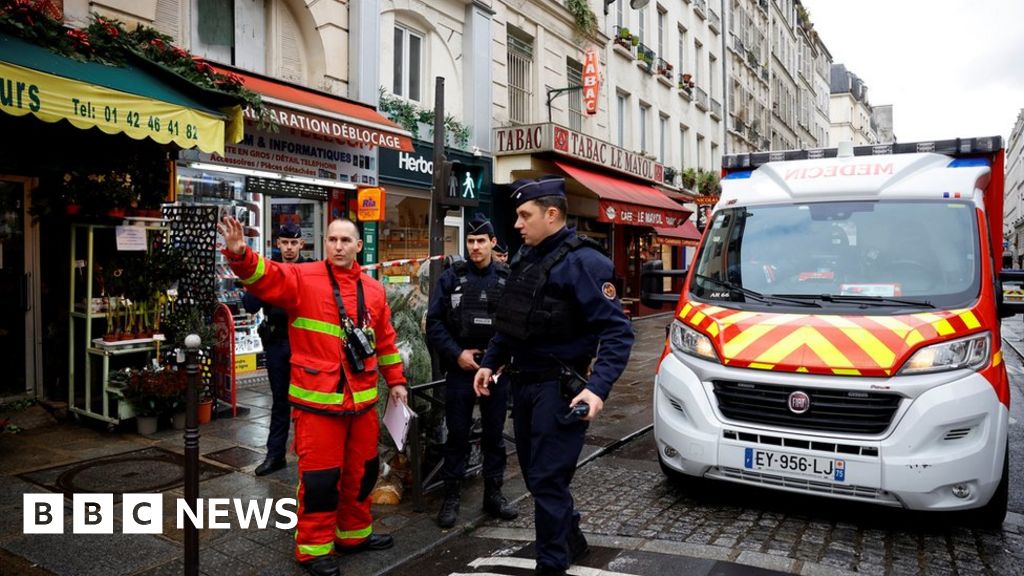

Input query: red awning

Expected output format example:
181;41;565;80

554;161;690;227
209;63;413;151
654;220;702;247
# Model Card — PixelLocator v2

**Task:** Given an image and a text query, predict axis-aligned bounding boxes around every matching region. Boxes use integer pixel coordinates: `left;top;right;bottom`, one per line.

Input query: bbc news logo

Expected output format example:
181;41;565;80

24;494;298;534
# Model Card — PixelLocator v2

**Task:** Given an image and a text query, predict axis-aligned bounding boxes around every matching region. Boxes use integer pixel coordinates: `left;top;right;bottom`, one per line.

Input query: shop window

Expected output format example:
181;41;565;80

393;25;424;102
379;193;431;282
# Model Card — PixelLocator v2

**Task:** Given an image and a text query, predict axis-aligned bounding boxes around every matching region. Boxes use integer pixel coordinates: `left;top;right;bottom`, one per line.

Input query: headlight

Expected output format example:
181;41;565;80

900;332;990;375
669;320;718;362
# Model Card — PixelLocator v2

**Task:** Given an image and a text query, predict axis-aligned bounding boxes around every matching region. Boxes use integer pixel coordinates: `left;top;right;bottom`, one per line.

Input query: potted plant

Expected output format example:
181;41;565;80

124;366;184;434
681;168;698;191
615;27;632;49
631;34;640;47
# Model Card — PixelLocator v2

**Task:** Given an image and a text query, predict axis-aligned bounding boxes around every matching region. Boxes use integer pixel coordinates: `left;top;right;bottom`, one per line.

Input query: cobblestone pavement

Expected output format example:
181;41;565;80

495;434;1024;575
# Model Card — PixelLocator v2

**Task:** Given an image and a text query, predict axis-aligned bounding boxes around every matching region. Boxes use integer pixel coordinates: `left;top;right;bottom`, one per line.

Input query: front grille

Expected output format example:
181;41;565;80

708;466;900;505
712;380;901;434
722;430;879;458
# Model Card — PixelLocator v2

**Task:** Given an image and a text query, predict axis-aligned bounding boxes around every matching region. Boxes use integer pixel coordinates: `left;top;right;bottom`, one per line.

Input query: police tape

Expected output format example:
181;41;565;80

362;254;445;271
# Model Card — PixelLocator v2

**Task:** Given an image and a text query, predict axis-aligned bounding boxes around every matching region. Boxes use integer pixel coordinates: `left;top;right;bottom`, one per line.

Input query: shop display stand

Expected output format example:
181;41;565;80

67;221;166;425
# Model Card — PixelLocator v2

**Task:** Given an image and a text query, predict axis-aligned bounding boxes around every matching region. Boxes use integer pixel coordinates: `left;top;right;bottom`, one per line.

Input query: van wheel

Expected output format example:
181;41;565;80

965;446;1009;529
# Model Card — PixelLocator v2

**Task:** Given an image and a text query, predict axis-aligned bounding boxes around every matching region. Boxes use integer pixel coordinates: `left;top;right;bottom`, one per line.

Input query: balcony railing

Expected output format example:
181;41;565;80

709;8;721;33
636;43;656;73
613;25;637;57
693;0;707;19
711;98;722;119
761;67;769;82
655;57;674;80
694;87;709;111
731;34;745;56
758;0;769;13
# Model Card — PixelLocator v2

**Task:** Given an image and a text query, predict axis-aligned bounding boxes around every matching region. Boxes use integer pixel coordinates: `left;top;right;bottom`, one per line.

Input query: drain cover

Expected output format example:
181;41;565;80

19;447;230;497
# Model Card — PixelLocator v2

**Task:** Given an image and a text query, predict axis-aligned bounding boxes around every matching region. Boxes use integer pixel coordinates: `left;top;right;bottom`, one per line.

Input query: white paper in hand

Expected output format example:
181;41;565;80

383;397;414;452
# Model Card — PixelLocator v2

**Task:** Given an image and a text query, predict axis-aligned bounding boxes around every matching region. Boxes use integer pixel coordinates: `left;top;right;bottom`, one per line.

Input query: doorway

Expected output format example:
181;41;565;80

0;177;38;398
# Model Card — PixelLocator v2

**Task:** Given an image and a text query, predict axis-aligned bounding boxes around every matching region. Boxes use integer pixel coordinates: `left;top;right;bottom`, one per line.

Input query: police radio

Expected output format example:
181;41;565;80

344;317;376;373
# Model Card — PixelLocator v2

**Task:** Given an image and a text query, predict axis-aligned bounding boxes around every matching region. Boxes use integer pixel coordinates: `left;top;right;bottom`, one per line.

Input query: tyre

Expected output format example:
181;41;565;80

965;445;1008;529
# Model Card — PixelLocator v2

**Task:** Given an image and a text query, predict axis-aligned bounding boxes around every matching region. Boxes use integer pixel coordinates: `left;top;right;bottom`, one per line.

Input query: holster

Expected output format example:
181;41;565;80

558;365;588;401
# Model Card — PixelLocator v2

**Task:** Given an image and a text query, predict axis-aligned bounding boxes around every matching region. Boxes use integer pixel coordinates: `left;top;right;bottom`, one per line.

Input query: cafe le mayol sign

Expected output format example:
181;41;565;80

493;123;668;186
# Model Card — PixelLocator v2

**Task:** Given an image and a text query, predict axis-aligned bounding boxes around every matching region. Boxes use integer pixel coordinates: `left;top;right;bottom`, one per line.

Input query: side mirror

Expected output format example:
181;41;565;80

998;269;1024;318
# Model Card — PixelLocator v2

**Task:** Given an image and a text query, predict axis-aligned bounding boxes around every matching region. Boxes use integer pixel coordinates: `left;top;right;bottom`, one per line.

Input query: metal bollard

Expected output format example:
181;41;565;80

183;334;202;576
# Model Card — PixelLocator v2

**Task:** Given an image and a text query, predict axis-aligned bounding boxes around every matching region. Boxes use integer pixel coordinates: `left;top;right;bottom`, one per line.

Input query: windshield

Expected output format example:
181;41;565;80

690;201;981;310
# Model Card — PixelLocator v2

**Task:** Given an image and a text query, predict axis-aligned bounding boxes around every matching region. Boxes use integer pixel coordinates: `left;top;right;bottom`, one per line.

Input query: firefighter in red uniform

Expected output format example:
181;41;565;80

219;216;408;576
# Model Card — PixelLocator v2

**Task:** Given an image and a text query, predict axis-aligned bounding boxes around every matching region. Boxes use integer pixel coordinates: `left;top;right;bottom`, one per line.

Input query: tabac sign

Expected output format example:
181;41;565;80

582;48;600;115
493;123;667;186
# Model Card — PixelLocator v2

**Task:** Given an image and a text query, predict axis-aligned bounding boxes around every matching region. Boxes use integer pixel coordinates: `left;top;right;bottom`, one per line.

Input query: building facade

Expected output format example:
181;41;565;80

828;63;878;146
1005;109;1024;266
725;0;771;153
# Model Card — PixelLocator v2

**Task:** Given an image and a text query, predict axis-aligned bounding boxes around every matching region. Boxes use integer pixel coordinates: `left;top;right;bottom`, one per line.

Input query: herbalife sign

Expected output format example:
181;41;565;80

379;140;491;203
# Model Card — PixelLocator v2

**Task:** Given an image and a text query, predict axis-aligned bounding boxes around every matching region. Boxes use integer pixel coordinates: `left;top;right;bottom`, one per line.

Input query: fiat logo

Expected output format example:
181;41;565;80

788;391;811;414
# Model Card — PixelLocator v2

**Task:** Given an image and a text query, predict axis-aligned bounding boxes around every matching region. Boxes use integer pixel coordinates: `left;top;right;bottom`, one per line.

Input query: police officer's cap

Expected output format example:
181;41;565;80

494;241;508;255
467;212;495;237
509;176;566;209
277;222;302;239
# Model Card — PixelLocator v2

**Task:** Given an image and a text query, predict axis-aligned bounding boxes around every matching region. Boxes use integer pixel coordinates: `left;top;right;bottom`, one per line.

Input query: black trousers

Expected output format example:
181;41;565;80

511;377;587;571
264;340;291;460
440;370;510;482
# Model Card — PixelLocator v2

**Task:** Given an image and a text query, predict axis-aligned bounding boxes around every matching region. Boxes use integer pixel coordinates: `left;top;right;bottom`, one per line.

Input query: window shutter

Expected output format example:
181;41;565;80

153;0;180;41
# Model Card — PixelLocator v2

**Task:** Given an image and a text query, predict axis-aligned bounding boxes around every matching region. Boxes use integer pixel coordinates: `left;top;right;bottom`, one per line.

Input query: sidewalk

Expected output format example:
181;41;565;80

0;314;672;576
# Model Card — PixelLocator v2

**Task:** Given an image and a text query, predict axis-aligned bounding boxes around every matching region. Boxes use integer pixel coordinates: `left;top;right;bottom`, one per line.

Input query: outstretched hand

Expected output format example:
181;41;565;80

217;216;246;256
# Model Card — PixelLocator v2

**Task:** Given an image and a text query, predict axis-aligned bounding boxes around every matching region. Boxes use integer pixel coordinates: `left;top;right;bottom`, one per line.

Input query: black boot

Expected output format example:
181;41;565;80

437;481;461;528
300;555;340;576
483;478;518;520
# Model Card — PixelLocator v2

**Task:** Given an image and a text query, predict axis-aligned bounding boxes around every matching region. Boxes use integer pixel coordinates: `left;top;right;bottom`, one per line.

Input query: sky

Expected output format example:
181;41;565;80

800;0;1024;143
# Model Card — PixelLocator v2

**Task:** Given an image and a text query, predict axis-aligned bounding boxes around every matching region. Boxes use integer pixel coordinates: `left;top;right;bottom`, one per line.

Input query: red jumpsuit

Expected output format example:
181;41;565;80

225;246;406;562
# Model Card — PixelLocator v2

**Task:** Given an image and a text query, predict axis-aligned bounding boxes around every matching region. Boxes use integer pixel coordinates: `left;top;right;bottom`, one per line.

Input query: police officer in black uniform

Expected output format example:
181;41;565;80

427;213;518;528
243;222;306;476
493;241;509;264
474;177;634;576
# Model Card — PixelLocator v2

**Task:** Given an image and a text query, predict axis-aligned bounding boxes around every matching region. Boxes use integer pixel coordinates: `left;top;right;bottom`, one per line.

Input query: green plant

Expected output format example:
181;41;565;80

681;168;698;190
378;88;472;149
663;166;677;185
617;27;631;39
565;0;598;39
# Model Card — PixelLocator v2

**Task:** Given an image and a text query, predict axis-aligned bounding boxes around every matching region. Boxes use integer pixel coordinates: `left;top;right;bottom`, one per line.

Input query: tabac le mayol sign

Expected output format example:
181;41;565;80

582;48;600;115
493;123;667;185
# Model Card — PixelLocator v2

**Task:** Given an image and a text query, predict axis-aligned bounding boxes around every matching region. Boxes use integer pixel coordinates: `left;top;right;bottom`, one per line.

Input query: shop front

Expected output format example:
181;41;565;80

176;64;412;375
492;123;691;315
0;28;240;404
377;139;493;283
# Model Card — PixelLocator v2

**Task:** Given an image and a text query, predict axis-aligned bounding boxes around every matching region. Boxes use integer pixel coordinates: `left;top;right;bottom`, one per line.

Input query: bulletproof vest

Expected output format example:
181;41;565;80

448;260;509;344
494;235;603;341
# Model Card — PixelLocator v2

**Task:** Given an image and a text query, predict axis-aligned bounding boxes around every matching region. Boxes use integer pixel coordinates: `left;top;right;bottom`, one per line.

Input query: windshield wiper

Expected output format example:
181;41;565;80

773;293;935;308
694;274;821;307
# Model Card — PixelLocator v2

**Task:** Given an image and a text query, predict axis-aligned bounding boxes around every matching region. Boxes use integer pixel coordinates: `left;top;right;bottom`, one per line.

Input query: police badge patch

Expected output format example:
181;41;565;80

601;282;617;300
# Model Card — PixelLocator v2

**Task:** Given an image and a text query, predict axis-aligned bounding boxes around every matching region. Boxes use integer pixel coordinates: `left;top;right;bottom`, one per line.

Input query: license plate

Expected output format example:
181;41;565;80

744;447;846;482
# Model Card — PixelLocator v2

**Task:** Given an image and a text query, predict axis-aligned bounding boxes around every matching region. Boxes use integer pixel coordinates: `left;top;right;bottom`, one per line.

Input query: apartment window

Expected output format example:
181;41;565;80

679;125;689;170
659;114;669;162
617;0;625;30
696;133;705;170
657;8;666;57
709;54;717;98
638;6;646;45
711;143;719;172
393;26;423;102
507;28;534;124
639;104;650;152
617;93;628;147
694;40;703;84
677;26;686;72
567;58;584;132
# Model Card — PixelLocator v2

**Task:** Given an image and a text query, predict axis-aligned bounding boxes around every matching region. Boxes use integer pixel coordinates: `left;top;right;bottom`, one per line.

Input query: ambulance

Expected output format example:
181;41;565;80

651;136;1018;526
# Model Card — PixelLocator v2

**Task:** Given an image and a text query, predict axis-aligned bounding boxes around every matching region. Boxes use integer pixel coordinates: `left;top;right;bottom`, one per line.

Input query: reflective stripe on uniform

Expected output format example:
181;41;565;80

297;542;333;557
351;386;378;404
240;255;266;285
293;317;343;338
378;353;402;366
289;384;345;405
335;524;373;540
